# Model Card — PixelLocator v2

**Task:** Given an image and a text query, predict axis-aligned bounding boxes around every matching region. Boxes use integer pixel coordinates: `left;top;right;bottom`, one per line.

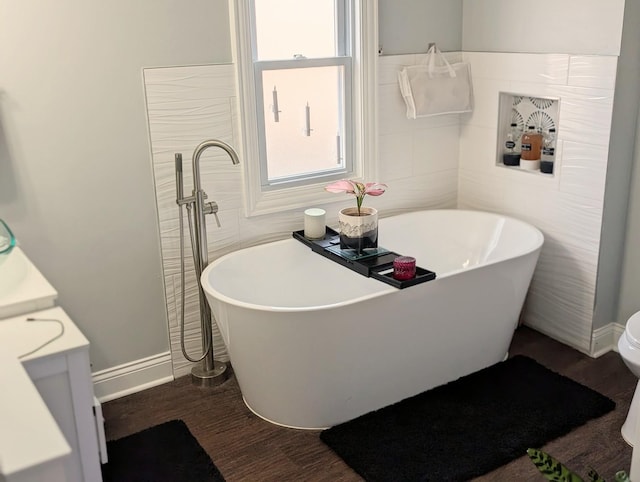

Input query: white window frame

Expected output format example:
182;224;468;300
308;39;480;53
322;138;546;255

230;0;378;216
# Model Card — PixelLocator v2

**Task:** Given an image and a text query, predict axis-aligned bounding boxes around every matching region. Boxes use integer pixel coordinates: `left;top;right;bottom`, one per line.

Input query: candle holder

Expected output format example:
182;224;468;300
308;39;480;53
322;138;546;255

304;208;326;239
393;256;416;280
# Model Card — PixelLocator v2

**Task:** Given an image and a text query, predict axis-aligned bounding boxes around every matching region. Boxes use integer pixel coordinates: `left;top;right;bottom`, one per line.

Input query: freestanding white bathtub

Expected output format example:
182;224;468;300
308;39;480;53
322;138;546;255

201;209;543;429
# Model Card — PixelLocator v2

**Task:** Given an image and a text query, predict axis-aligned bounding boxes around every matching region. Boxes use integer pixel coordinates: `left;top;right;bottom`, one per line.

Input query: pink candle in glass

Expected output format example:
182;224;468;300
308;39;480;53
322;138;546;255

393;256;416;280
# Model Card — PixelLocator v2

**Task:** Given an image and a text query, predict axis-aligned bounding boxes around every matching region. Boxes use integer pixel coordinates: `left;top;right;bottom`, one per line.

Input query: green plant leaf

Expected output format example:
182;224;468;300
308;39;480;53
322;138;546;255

614;471;630;482
527;448;585;482
587;467;606;482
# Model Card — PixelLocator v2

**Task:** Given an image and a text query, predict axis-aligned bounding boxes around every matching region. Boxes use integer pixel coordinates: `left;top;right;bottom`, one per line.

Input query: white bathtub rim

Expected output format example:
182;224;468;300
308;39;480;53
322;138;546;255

202;251;539;313
201;209;544;313
203;267;397;313
384;209;544;254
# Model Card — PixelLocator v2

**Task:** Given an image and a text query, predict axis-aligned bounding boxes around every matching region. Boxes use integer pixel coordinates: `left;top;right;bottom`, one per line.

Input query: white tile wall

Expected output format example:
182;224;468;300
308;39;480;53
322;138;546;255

459;52;618;354
144;60;457;376
463;53;570;85
145;52;617;372
560;141;608;202
144;64;242;376
568;56;618;90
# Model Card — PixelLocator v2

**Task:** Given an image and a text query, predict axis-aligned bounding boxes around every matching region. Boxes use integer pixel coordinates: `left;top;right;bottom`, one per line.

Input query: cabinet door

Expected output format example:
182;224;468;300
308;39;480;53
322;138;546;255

27;350;102;482
32;372;84;482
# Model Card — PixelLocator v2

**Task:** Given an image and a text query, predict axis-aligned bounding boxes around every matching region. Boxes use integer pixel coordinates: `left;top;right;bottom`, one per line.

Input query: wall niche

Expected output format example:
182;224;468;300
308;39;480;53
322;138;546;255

496;92;559;175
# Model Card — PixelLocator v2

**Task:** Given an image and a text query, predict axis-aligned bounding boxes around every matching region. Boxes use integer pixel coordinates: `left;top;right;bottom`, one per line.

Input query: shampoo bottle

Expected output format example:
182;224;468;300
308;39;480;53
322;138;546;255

503;123;521;166
520;125;542;170
540;128;556;174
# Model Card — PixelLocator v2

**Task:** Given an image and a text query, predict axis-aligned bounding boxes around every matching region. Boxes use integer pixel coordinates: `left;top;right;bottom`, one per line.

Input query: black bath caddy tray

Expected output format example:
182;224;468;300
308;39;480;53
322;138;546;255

292;228;436;289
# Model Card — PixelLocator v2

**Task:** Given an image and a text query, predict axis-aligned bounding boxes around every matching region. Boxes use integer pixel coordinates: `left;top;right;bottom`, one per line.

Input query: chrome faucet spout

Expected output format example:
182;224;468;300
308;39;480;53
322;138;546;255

190;139;240;272
192;139;240;192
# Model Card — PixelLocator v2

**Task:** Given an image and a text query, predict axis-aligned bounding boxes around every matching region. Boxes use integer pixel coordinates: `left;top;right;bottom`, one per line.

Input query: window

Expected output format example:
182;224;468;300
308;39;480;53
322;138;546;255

233;0;377;215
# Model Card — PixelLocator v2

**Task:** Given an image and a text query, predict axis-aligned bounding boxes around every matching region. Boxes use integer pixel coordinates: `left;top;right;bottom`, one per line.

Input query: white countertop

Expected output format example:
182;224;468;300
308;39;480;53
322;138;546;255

0;247;58;319
0;307;88;480
0;306;89;361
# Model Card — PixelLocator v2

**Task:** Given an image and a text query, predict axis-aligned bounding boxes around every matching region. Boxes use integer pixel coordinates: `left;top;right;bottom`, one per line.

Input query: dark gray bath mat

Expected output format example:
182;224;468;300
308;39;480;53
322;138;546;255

101;419;225;481
320;355;615;481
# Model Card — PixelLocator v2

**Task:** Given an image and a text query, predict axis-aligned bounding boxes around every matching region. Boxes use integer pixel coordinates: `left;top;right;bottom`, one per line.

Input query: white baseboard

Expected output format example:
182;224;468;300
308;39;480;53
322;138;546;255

612;323;625;353
591;322;625;357
92;351;174;403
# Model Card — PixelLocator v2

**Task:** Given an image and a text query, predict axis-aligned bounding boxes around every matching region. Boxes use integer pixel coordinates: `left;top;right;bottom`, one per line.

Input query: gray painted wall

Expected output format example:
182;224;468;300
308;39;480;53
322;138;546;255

378;0;462;54
595;0;640;330
0;0;231;371
619;104;640;325
462;0;624;55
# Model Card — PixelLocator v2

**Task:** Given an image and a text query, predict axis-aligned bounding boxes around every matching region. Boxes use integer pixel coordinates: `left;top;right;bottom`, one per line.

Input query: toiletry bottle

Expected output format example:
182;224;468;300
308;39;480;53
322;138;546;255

503;123;521;166
521;125;542;161
540;128;556;174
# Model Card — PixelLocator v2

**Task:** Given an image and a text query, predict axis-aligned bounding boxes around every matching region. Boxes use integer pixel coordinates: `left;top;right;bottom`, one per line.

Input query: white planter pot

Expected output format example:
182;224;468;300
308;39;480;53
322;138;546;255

338;207;378;252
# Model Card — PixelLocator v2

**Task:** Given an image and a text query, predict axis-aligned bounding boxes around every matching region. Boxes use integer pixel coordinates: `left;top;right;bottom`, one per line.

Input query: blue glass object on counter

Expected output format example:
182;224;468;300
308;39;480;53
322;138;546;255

0;219;16;254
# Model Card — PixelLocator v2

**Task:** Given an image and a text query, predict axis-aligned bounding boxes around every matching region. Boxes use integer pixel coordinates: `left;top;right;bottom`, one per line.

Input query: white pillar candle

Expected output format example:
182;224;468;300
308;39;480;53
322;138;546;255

304;208;326;239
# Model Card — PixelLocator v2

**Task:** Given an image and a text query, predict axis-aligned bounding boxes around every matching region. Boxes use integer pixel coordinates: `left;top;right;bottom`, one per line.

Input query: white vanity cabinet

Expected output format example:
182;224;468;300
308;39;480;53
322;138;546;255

2;307;105;482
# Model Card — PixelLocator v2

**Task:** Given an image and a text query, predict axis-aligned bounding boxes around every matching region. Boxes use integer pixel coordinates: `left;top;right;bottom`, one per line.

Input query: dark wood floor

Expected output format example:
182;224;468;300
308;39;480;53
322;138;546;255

102;327;636;481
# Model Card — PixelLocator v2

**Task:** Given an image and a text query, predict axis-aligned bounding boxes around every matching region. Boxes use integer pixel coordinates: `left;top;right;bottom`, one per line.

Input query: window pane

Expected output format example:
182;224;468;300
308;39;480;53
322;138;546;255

261;66;345;181
254;0;338;60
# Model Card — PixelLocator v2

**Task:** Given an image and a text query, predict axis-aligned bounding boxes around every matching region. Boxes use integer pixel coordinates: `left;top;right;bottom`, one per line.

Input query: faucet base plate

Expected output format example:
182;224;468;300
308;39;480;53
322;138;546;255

191;361;229;387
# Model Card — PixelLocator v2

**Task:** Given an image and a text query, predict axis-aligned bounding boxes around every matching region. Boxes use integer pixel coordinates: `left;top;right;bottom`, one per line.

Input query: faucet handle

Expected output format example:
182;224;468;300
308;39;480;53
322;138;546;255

204;201;221;227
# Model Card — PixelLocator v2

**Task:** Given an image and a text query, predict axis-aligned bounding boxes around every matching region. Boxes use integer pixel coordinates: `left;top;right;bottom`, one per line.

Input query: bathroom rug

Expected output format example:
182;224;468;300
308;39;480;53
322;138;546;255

320;355;615;482
101;419;225;481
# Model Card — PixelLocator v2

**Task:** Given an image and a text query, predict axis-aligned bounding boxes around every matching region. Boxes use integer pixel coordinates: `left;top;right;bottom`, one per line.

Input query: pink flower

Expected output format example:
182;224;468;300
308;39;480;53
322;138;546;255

325;179;387;215
324;179;357;195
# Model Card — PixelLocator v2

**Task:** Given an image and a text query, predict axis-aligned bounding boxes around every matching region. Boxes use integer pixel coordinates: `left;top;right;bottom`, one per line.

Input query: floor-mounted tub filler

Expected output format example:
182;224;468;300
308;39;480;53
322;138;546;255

175;139;240;387
201;209;544;429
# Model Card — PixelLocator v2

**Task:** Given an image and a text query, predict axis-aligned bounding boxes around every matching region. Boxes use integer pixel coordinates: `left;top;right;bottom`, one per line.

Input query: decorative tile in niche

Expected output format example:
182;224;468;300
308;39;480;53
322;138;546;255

527;111;555;132
510;109;524;131
496;92;560;176
530;97;554;109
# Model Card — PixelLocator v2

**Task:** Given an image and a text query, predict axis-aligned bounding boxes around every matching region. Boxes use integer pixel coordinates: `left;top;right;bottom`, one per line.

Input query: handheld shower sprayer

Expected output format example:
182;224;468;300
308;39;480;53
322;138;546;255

174;140;240;387
175;153;184;201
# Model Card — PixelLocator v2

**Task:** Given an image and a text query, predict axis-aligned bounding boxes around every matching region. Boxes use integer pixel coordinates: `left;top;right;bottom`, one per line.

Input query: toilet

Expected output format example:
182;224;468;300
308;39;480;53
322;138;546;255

619;311;640;446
